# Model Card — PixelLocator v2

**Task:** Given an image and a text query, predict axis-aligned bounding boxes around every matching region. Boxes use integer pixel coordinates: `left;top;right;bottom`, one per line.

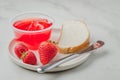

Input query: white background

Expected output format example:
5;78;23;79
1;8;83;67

0;0;120;80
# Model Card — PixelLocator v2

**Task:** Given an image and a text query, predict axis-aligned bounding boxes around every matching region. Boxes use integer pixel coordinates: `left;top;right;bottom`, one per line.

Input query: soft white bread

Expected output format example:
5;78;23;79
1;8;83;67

58;20;90;54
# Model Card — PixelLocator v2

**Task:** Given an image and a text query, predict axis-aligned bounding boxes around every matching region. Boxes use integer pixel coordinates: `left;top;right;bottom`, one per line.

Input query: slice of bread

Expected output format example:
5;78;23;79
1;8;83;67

58;20;90;54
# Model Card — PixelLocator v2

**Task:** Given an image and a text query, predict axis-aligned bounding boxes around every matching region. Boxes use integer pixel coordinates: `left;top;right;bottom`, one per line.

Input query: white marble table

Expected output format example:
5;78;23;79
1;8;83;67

0;0;120;80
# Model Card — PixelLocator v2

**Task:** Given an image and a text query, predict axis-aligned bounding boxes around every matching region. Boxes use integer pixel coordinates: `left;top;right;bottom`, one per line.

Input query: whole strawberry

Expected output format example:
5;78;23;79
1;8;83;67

14;43;28;58
22;51;37;65
38;41;58;65
14;43;37;65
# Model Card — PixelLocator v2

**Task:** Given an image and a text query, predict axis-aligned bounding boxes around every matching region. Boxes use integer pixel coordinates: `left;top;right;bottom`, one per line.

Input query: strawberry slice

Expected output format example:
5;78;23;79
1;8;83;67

38;41;58;65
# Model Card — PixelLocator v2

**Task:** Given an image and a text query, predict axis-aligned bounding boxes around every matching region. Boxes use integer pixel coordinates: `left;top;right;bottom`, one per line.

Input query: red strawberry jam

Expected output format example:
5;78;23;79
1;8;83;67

13;18;53;50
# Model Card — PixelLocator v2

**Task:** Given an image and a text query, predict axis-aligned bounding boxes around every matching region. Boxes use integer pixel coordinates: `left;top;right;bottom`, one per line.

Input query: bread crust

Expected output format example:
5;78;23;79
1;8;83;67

58;35;90;54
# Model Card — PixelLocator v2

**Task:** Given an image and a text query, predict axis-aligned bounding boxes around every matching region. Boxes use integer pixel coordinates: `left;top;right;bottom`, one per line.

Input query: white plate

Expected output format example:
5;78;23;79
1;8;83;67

8;28;91;72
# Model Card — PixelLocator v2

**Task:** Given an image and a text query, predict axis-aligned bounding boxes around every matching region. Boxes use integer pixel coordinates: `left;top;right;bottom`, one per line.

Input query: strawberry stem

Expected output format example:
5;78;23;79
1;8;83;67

20;52;27;59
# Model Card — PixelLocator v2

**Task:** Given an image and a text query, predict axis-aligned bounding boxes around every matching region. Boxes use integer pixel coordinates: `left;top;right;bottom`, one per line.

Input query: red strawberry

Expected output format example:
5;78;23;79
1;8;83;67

14;43;28;58
38;41;58;65
22;51;37;65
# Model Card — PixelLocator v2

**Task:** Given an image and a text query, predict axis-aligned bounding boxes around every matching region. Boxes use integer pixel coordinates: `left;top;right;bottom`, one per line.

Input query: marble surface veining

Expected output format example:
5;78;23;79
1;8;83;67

0;0;120;80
